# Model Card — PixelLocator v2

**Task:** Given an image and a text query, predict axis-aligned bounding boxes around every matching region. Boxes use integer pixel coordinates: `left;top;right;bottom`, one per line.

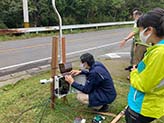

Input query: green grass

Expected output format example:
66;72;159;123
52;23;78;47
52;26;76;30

0;25;132;42
0;71;163;123
0;71;128;123
0;59;164;123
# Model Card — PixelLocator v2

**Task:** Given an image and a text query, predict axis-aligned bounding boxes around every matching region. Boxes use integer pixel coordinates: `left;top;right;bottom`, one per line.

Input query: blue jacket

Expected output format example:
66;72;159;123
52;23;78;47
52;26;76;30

72;61;117;106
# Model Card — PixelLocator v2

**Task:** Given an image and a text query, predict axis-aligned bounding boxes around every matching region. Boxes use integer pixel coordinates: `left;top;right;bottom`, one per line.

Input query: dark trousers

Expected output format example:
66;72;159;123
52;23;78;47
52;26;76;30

125;107;156;123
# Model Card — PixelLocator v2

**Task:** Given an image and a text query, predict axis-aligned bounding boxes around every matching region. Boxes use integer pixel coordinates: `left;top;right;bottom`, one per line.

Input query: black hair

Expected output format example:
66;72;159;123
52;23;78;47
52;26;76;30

80;53;95;66
132;8;140;12
137;8;164;37
132;8;140;15
135;11;142;16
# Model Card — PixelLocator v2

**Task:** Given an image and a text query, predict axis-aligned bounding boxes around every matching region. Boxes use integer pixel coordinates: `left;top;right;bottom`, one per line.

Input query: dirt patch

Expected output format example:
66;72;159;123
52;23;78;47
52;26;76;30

102;58;130;83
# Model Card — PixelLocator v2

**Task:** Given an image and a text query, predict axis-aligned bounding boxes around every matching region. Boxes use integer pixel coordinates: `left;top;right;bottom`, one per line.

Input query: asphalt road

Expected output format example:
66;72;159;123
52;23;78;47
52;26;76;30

0;27;132;76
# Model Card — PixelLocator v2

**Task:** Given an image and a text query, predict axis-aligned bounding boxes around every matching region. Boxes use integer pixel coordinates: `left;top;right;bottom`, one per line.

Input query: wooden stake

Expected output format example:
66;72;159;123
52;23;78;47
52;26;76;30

51;37;58;109
61;37;69;104
110;106;128;123
62;37;66;63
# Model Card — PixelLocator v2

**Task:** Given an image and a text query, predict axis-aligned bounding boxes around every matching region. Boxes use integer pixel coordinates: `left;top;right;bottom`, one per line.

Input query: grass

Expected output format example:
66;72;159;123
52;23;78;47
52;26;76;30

0;59;163;123
0;71;128;123
0;25;132;42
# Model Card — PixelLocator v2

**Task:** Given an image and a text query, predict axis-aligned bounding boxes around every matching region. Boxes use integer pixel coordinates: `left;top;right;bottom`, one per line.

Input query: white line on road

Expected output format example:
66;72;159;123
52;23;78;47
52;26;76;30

0;41;125;71
0;57;51;71
67;41;120;55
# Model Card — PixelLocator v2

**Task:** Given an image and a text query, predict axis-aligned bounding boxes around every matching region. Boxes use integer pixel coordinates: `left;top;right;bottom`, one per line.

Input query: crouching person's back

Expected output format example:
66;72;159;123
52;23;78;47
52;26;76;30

65;53;117;112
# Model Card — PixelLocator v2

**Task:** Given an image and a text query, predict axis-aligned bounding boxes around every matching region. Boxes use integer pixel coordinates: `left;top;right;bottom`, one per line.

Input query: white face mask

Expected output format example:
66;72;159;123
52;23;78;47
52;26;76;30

80;63;85;69
139;28;152;43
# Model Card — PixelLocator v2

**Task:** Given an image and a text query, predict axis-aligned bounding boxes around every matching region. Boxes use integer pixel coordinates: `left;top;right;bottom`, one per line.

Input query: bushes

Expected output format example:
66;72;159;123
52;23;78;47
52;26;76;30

0;21;7;29
0;0;163;28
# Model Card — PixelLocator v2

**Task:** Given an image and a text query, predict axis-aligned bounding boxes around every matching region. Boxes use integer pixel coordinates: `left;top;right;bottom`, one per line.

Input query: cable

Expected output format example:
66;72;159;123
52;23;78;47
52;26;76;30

14;97;50;123
38;98;50;123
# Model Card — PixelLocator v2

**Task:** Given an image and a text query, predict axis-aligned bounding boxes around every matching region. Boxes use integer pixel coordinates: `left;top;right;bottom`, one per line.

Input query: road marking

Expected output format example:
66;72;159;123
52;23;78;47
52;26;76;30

0;41;121;71
67;41;120;55
101;52;130;59
0;31;118;54
0;43;50;53
105;53;121;58
0;57;51;71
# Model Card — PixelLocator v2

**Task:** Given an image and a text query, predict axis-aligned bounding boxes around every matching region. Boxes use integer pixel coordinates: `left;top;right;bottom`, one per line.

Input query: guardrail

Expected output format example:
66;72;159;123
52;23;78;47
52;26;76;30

0;21;134;34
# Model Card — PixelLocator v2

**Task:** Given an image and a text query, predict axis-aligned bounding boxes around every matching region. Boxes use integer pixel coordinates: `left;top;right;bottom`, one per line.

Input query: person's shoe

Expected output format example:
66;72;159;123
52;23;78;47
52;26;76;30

97;104;109;112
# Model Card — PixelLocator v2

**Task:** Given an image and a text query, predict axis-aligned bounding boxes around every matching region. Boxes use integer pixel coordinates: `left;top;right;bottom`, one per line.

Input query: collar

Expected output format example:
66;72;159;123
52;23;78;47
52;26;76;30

157;39;164;45
145;39;164;56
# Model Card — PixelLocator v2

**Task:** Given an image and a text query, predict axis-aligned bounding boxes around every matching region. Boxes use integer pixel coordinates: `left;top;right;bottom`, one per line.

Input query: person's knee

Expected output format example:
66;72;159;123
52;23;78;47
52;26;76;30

76;93;89;104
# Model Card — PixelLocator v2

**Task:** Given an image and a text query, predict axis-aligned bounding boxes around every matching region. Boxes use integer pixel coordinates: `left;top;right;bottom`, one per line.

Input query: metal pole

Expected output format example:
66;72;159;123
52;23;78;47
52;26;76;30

22;0;30;28
52;0;68;105
52;0;63;63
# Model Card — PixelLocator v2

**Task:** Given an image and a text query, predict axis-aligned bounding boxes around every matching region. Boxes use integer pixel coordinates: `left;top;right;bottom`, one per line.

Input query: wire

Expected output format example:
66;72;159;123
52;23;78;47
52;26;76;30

14;97;50;123
50;100;74;122
38;99;50;123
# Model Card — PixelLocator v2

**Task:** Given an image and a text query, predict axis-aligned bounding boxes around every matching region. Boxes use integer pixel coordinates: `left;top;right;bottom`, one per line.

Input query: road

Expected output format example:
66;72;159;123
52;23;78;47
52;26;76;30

0;27;132;76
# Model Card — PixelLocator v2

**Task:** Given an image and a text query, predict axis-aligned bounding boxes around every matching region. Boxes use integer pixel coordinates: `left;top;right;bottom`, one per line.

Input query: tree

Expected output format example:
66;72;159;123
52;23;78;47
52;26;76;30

0;0;23;28
0;0;163;28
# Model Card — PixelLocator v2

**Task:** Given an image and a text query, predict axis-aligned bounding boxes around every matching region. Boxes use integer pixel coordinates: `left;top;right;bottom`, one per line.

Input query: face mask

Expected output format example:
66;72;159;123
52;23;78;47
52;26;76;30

139;28;152;43
80;63;85;69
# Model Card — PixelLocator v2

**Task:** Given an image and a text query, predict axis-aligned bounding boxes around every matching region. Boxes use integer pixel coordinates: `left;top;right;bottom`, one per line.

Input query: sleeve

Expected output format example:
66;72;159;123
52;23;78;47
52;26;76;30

133;27;139;34
80;70;89;76
71;72;102;94
130;50;164;93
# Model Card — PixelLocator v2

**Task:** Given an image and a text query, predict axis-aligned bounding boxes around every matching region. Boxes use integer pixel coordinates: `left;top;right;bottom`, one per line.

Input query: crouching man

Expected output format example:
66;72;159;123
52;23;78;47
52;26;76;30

65;53;117;112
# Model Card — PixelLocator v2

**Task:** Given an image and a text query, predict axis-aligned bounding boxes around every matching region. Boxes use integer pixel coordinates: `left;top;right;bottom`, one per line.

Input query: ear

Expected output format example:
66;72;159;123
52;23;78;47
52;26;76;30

147;27;153;32
145;27;153;34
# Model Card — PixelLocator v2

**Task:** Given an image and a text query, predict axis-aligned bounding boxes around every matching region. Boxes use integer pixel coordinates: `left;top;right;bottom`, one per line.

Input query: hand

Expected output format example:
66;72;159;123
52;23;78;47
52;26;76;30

65;75;74;85
131;65;137;71
69;70;81;76
120;39;126;47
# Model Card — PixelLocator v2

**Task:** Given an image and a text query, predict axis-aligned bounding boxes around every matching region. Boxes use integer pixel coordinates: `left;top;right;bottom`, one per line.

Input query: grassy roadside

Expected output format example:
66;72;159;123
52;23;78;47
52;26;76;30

0;25;132;42
0;72;128;123
0;59;163;123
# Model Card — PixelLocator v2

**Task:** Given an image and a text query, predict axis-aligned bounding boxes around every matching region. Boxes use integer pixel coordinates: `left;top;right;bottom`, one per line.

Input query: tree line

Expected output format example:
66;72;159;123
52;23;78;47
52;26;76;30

0;0;163;28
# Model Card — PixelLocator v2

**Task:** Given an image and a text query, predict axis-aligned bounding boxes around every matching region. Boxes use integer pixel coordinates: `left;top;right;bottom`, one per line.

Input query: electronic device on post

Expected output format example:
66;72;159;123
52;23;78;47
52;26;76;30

59;62;72;76
54;62;72;98
40;62;86;98
56;62;87;97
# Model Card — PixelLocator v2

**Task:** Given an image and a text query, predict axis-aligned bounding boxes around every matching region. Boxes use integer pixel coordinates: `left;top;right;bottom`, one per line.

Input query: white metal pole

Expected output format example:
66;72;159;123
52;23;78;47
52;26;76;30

52;0;63;63
22;0;29;28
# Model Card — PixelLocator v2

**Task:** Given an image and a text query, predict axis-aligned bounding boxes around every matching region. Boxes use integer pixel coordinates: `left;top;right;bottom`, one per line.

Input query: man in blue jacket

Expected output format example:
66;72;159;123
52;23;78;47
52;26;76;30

65;53;117;112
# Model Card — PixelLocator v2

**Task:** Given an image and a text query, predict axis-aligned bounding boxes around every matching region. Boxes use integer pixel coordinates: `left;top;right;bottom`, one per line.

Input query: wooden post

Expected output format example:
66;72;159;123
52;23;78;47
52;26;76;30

61;37;69;104
62;37;66;63
51;37;58;109
110;106;128;123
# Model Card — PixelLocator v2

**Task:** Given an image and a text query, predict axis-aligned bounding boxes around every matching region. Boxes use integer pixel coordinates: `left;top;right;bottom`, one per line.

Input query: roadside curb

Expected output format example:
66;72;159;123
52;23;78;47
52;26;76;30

0;64;50;87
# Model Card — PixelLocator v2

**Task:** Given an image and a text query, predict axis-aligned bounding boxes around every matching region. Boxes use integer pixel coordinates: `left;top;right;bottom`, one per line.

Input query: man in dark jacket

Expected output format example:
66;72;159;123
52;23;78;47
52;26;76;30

65;53;117;112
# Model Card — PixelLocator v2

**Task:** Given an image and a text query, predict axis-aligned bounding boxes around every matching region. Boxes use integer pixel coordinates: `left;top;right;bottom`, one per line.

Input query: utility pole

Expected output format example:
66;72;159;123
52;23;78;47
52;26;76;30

22;0;30;28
